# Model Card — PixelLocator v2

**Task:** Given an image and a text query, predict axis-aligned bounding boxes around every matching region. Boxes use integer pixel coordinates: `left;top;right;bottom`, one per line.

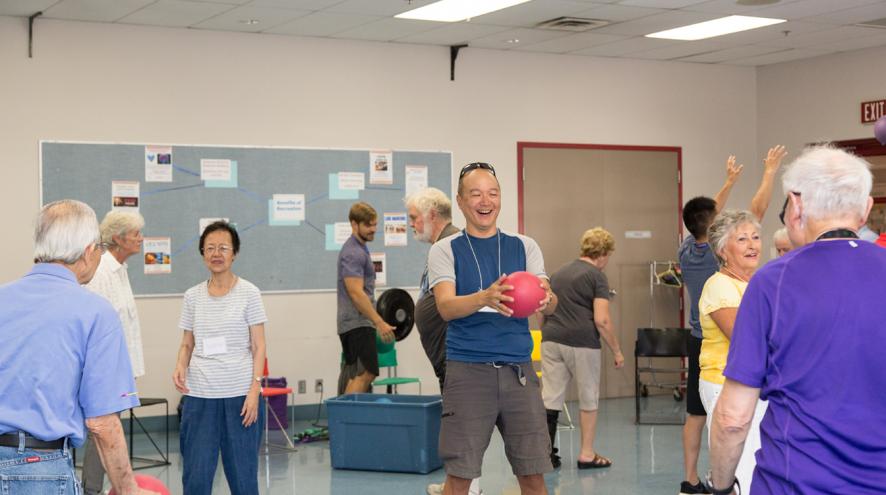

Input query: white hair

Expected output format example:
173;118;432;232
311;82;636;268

782;145;872;222
708;209;761;265
404;187;452;221
100;210;145;245
773;227;789;244
34;200;100;264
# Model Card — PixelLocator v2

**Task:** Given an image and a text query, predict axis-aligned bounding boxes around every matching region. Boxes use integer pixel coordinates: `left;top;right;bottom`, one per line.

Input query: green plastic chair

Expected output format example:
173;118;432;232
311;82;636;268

372;345;421;394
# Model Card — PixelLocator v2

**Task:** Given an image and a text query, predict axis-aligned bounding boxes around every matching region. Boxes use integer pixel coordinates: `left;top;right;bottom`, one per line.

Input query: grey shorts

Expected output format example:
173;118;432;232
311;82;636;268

541;341;601;412
439;360;553;479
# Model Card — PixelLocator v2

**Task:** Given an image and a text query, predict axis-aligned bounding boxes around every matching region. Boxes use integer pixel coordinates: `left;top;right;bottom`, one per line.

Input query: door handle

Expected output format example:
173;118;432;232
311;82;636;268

609;288;617;298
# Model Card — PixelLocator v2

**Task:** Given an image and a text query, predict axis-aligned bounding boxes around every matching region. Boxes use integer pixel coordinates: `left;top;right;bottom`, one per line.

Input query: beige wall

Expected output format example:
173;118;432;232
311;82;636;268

0;16;761;407
755;44;886;255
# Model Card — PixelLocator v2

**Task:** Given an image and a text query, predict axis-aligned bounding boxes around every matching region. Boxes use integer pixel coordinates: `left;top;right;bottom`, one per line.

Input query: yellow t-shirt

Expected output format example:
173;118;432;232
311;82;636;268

698;271;747;385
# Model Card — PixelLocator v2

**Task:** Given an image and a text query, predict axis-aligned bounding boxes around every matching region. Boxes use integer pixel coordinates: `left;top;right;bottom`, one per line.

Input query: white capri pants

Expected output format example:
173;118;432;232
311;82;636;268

699;378;768;494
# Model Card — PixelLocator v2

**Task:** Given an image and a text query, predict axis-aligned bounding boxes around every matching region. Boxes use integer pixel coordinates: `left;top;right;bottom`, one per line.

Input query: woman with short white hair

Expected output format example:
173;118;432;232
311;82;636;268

81;210;145;495
697;209;768;493
772;227;792;257
782;145;873;245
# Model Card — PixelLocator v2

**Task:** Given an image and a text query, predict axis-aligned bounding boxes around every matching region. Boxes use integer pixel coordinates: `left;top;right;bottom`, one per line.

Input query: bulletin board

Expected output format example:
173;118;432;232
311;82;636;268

40;141;451;296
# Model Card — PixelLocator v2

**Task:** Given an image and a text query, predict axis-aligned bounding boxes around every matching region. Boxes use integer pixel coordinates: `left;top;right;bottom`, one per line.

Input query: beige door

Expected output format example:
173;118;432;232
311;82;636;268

522;144;682;398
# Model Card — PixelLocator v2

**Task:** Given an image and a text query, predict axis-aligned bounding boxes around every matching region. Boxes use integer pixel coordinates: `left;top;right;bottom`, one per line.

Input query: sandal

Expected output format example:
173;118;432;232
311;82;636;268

577;454;612;469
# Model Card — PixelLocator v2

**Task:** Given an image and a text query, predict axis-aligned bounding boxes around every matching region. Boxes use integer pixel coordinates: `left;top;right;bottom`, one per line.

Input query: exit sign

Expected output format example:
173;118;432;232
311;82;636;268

861;99;886;123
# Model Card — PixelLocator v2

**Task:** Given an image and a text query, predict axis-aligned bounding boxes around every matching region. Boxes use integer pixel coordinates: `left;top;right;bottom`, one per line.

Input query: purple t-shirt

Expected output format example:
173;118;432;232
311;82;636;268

726;239;886;494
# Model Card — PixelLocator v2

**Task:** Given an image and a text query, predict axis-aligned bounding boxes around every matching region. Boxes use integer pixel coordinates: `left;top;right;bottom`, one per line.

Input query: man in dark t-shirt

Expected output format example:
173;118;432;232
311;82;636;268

405;187;460;391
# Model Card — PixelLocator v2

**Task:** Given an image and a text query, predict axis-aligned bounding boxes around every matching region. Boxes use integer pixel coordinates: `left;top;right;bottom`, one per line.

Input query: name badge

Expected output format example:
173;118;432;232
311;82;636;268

203;336;228;356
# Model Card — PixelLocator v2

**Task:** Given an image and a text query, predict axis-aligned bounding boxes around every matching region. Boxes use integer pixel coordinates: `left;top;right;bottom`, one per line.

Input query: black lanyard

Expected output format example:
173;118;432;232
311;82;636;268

816;229;859;241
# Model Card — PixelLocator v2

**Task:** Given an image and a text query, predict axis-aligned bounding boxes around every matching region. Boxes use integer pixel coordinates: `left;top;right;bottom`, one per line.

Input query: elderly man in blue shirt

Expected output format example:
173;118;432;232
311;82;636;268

0;200;157;495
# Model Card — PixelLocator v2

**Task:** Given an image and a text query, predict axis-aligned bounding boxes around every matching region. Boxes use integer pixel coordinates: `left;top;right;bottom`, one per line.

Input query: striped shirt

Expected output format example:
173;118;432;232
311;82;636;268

179;278;267;398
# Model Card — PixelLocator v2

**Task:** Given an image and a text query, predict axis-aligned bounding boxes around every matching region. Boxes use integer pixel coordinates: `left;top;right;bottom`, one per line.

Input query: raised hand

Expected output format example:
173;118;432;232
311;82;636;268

764;145;787;174
726;155;744;183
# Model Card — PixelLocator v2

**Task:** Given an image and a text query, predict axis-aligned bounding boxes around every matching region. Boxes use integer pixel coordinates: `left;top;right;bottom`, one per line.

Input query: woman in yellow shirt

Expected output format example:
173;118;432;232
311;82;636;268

698;209;768;494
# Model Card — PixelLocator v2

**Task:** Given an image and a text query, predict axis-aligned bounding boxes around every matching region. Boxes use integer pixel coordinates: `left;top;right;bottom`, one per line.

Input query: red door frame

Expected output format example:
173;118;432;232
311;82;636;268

516;141;685;325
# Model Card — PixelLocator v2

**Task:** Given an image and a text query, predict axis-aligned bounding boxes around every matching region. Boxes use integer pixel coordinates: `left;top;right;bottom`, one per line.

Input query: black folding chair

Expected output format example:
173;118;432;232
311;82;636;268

635;327;689;424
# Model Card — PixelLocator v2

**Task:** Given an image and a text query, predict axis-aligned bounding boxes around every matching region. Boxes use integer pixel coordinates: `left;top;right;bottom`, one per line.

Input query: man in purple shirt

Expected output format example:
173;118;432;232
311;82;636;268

709;146;886;494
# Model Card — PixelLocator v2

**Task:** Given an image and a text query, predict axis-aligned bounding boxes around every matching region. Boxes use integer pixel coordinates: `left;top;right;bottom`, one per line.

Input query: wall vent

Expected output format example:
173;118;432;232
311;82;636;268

535;17;609;32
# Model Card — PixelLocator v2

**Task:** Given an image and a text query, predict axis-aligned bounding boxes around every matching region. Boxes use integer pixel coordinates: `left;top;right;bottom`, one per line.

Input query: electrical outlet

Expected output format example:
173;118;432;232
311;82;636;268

315;379;324;393
297;380;306;394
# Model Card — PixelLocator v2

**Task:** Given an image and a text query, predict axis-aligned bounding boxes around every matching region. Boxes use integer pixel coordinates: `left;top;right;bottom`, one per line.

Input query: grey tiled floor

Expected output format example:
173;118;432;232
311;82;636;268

91;396;705;494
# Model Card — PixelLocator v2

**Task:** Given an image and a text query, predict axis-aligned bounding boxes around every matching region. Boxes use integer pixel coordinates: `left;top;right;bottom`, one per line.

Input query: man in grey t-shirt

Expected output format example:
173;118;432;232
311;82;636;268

336;202;395;394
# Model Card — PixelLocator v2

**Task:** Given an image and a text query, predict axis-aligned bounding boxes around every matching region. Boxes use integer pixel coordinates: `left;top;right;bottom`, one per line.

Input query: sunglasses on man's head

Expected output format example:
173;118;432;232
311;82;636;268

459;162;496;179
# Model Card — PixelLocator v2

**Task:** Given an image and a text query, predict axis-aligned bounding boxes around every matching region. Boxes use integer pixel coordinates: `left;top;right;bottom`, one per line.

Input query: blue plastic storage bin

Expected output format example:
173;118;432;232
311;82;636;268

326;393;442;473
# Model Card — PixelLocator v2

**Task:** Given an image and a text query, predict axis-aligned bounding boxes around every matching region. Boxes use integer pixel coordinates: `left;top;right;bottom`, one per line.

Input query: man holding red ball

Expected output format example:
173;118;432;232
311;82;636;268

427;162;557;495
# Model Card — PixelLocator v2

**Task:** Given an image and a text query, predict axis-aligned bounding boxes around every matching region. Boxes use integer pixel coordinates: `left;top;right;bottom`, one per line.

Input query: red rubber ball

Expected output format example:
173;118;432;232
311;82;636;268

108;474;170;495
501;271;546;318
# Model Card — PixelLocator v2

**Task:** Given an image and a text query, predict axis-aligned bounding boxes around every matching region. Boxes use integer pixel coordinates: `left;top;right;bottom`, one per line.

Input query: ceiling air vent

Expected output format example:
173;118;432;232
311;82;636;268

856;17;886;29
535;17;609;32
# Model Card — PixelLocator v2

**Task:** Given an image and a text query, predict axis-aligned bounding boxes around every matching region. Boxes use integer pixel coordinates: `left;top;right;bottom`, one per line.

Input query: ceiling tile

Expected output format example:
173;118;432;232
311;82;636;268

618;0;710;8
678;44;788;63
730;47;832;65
750;0;884;21
118;0;235;28
465;27;571;49
573;4;667;22
804;2;886;25
822;32;886;52
515;31;629;53
43;0;156;22
630;39;732;60
326;0;438;17
395;22;511;45
184;0;251;3
571;36;678;56
592;10;721;36
710;20;831;46
332;17;443;42
469;0;601;28
684;0;805;16
0;0;59;17
265;11;381;37
758;25;884;48
193;5;311;32
248;0;342;9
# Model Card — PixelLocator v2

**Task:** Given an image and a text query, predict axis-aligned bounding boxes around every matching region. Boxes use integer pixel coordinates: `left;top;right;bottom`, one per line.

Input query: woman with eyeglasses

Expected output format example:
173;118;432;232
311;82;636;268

172;220;267;495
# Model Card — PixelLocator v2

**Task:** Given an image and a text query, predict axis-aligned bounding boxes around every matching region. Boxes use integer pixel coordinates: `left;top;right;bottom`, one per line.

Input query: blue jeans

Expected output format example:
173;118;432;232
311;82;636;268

0;433;78;495
180;395;264;495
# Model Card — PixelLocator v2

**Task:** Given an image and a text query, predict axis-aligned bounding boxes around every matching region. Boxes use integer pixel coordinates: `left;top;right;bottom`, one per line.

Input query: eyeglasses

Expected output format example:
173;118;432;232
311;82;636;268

204;245;233;255
459;162;496;179
779;192;800;225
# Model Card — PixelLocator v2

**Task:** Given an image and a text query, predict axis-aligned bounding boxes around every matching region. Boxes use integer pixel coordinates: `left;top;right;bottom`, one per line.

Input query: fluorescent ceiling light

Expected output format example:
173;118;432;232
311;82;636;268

646;15;785;41
395;0;532;23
